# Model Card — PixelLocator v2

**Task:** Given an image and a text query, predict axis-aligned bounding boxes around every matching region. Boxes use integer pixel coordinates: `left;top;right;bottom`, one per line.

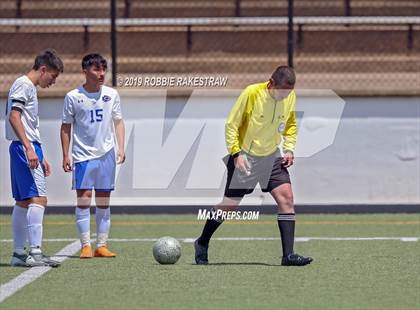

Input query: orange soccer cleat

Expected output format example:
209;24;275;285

94;246;116;258
80;245;93;259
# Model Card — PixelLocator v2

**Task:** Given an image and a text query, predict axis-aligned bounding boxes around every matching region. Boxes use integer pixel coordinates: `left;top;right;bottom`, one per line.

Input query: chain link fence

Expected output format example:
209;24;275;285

0;0;419;96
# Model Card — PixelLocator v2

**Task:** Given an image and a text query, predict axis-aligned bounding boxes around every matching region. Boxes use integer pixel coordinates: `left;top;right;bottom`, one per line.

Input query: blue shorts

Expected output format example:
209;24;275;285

9;141;46;201
72;149;116;192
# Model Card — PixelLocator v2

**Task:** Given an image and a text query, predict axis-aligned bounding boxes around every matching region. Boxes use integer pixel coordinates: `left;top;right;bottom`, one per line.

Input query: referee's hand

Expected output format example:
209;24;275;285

282;151;294;168
234;154;251;175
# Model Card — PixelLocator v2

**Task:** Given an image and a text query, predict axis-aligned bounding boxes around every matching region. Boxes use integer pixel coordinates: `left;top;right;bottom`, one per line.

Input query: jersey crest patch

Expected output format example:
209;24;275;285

278;122;285;133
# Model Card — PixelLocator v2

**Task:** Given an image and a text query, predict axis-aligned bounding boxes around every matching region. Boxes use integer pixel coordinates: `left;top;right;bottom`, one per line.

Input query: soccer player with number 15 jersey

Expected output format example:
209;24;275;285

60;54;125;259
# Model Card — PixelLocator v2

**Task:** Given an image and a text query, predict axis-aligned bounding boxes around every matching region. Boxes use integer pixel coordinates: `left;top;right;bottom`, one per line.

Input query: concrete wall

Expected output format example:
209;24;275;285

0;93;419;206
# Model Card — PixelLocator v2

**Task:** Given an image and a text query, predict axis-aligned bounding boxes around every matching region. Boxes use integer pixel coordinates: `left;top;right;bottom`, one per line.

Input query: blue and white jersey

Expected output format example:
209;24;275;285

5;75;41;143
62;85;122;163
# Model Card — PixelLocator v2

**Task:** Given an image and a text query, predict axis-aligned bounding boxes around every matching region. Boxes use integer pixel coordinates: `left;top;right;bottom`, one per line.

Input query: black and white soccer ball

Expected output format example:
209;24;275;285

152;236;182;264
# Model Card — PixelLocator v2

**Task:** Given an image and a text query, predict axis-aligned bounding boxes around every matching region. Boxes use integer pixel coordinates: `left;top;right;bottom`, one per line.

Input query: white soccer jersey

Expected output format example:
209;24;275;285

62;85;122;163
5;75;41;143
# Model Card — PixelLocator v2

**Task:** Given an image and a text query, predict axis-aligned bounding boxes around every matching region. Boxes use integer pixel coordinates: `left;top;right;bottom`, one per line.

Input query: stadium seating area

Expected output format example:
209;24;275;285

0;0;419;95
1;0;419;18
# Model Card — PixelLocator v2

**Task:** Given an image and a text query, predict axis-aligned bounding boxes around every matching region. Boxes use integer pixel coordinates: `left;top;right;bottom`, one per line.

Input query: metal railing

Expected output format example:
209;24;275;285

0;0;419;95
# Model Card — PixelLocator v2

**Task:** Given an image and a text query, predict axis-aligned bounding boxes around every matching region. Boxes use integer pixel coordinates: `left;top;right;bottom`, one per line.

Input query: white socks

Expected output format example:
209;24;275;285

13;204;112;254
11;205;28;255
75;207;111;247
75;207;91;247
96;207;111;247
27;203;45;253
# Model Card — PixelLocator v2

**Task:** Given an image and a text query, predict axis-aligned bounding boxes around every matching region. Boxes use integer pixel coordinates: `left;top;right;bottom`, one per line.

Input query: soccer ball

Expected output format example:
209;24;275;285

152;236;182;264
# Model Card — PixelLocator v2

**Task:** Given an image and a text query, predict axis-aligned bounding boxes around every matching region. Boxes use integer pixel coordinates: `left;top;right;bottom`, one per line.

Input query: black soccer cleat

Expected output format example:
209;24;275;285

281;253;313;266
194;239;209;265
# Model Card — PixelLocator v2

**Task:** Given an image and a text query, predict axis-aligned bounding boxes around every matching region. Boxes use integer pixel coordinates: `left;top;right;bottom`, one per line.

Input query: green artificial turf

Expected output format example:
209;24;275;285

0;214;419;310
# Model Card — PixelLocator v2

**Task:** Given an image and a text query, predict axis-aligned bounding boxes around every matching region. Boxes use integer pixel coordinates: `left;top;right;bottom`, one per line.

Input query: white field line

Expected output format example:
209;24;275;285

0;237;418;243
0;240;80;303
181;237;420;243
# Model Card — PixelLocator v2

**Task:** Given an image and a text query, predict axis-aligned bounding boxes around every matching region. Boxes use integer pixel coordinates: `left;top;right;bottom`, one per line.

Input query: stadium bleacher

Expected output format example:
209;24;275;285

0;0;419;96
1;0;419;18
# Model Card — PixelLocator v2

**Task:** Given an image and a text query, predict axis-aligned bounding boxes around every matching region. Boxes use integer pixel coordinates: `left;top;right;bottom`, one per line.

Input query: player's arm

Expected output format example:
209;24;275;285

9;108;39;169
114;119;125;164
61;95;74;172
60;123;72;172
112;92;125;164
282;93;297;168
225;88;252;173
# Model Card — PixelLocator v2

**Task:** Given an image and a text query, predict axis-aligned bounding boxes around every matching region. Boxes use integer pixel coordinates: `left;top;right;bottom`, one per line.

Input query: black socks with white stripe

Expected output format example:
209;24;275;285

277;213;296;257
197;211;296;256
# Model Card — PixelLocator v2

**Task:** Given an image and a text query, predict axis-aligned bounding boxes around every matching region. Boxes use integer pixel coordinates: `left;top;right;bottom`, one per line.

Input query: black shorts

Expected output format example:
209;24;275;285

223;150;291;199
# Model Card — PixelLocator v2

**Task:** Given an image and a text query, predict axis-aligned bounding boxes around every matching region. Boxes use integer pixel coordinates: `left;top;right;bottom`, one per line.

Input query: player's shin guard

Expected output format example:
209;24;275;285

27;203;45;252
12;205;28;255
277;213;295;257
96;207;110;247
198;208;224;246
76;207;91;247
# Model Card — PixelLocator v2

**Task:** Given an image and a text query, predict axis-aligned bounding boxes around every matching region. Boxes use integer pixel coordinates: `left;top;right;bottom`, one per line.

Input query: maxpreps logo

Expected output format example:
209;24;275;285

102;95;111;102
197;208;260;221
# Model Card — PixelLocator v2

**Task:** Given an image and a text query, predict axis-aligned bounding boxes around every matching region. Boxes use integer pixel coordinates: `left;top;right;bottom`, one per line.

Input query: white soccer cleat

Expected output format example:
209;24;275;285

27;250;61;268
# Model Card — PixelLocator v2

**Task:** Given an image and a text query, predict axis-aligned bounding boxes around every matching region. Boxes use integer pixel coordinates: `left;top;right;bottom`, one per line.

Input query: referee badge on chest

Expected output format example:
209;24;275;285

278;122;286;133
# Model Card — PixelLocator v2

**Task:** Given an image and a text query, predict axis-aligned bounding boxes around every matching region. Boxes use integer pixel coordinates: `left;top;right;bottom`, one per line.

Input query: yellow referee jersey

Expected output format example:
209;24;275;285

225;81;297;157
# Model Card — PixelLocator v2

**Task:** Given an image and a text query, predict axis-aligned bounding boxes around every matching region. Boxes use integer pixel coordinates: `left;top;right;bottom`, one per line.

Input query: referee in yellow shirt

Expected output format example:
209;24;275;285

195;66;313;266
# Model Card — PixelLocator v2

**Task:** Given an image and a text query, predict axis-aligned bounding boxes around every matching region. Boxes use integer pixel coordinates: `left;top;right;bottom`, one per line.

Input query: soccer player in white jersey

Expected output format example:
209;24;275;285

6;49;63;267
60;54;125;258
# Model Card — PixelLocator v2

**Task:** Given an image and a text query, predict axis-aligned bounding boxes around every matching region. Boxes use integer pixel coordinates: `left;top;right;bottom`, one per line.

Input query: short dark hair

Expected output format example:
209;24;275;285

32;48;64;73
82;53;107;70
271;66;295;86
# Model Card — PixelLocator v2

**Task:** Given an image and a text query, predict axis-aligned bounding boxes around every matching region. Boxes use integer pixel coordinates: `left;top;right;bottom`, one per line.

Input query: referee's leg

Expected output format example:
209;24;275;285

271;184;295;256
196;196;241;247
271;184;313;265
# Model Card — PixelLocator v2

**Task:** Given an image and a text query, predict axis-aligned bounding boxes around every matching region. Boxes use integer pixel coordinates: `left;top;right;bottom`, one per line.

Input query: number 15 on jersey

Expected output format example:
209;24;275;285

90;108;103;123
